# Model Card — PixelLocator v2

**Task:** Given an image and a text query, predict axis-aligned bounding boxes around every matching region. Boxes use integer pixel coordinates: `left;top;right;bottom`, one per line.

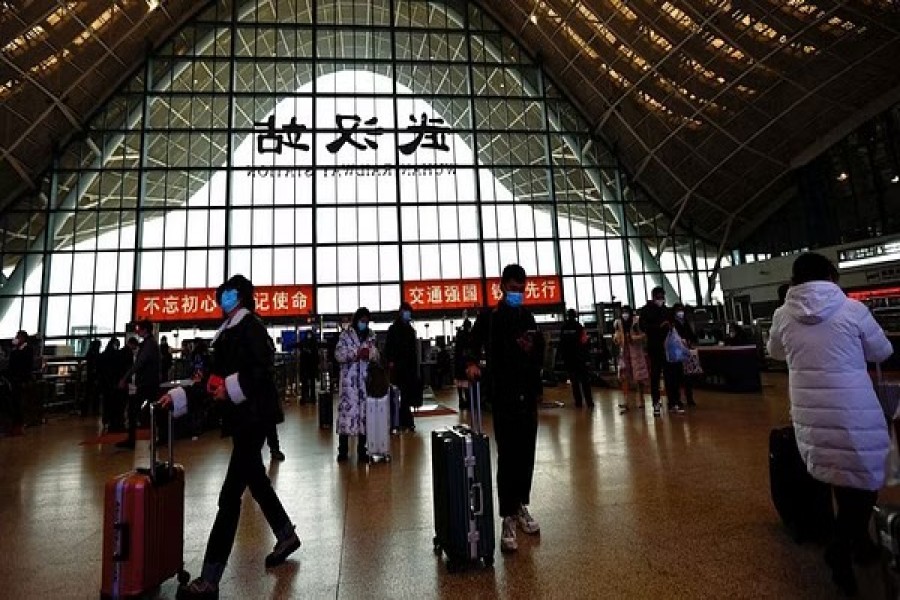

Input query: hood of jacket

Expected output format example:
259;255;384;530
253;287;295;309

783;281;846;325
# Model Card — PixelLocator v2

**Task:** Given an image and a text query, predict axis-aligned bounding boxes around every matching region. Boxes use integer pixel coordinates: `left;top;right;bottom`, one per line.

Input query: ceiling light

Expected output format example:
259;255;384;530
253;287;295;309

530;14;538;24
892;175;899;184
146;0;161;11
837;172;848;182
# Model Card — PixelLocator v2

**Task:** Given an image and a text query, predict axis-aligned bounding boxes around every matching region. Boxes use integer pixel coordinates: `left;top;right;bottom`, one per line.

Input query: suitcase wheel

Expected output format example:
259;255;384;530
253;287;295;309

178;569;191;585
483;556;494;568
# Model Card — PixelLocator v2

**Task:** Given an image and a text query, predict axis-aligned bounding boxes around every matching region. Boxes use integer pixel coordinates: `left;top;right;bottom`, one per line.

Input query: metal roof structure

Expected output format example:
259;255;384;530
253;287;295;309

2;0;900;251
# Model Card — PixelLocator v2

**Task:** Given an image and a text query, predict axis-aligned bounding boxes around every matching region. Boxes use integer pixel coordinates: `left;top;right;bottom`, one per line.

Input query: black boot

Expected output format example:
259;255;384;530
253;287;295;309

357;434;368;462
825;544;858;597
337;434;349;462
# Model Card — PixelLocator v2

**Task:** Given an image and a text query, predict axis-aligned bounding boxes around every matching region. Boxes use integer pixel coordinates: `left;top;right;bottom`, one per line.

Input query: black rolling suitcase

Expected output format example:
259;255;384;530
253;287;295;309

768;425;834;543
431;381;495;570
318;391;332;429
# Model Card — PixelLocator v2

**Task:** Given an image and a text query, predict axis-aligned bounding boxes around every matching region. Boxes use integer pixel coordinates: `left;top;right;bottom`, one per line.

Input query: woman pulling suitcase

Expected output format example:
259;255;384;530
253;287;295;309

161;275;300;600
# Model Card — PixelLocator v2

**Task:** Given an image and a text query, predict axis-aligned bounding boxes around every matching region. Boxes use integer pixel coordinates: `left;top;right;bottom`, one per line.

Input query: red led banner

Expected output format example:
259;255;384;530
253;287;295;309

402;276;562;311
135;285;315;322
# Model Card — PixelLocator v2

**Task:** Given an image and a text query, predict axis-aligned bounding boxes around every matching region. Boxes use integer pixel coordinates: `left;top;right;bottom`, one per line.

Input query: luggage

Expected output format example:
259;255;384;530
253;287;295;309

318;391;333;429
101;404;189;599
431;381;495;570
875;505;900;599
390;385;401;433
768;425;834;544
365;393;391;463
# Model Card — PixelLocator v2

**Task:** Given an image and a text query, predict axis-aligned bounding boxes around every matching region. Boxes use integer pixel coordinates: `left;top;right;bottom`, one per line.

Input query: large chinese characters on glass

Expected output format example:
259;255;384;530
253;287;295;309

402;277;562;312
135;285;314;322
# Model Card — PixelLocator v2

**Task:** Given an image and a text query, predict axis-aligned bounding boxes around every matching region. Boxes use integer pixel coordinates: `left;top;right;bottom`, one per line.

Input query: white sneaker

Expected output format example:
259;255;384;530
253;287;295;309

517;505;540;535
501;516;518;552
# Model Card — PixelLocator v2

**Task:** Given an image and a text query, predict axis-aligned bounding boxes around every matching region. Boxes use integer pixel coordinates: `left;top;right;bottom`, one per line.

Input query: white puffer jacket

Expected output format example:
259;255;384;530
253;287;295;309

768;281;894;491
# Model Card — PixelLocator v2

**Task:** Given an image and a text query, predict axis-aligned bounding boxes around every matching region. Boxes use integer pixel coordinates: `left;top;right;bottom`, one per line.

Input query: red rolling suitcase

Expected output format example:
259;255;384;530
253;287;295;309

101;405;189;599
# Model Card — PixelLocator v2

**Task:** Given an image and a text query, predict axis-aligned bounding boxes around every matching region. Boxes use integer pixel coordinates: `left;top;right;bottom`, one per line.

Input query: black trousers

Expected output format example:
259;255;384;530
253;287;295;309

649;352;682;408
103;386;126;430
9;380;25;427
832;486;878;557
566;363;593;407
397;380;417;429
126;386;157;442
493;399;538;518
204;427;292;569
665;362;684;408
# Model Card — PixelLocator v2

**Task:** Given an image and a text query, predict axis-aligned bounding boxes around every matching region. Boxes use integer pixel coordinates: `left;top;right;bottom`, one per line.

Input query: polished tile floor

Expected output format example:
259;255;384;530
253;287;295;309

0;375;894;599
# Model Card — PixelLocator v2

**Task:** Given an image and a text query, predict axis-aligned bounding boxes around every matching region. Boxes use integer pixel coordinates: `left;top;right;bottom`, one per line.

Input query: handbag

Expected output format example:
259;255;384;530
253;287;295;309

365;360;390;398
683;349;704;376
665;329;690;363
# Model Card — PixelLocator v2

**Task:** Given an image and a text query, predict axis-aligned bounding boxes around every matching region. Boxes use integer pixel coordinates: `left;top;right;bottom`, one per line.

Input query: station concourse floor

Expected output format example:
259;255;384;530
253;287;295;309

0;374;895;599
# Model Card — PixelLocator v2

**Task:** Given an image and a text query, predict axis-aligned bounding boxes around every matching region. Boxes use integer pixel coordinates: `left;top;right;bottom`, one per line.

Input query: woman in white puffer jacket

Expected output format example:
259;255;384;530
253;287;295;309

768;252;893;596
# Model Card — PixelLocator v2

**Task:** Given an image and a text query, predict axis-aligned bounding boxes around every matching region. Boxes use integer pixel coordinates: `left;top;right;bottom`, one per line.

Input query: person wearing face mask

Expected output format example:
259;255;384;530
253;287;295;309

384;302;419;432
6;330;34;436
116;319;161;449
467;264;545;554
334;307;379;462
160;275;300;600
639;286;685;416
670;303;699;408
613;306;649;414
559;309;594;408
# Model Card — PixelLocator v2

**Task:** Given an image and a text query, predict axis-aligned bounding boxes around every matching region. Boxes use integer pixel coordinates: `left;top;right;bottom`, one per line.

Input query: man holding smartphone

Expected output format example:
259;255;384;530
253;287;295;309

467;264;545;554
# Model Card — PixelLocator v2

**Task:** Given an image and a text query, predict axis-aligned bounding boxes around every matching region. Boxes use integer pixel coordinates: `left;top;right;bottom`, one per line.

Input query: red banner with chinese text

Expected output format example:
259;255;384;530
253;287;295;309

402;276;561;311
135;285;315;322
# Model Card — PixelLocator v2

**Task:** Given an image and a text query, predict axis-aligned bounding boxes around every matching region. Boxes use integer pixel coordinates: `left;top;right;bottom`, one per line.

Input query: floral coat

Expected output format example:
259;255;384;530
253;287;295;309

334;328;380;436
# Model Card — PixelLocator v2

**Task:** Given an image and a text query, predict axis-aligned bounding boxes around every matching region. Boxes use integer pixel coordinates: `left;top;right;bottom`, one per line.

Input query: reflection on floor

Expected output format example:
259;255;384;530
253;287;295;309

0;374;892;599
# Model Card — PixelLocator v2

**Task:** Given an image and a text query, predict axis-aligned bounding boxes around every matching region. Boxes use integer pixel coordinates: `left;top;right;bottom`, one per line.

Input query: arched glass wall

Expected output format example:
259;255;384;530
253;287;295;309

0;0;726;342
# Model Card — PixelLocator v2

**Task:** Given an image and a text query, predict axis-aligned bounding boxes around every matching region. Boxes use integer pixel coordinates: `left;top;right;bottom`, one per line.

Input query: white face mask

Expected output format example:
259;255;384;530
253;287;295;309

676;311;685;320
654;299;665;307
621;313;631;320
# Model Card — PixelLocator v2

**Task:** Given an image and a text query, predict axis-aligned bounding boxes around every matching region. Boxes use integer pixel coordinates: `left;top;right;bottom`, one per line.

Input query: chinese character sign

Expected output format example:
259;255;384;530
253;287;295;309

402;279;484;311
402;276;562;311
135;285;315;322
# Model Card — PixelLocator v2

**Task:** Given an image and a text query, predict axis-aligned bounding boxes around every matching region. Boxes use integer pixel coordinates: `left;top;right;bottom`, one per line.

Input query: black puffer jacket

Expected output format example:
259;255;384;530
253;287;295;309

212;310;283;436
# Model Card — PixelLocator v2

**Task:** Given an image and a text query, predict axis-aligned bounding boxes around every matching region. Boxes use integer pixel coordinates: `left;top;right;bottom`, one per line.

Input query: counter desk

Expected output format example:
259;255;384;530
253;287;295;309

695;345;762;393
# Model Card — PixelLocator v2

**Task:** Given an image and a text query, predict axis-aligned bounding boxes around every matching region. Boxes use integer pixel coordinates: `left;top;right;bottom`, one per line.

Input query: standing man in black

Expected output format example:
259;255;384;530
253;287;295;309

384;302;419;432
117;319;161;450
6;330;34;436
559;309;594;409
639;286;684;417
467;264;544;554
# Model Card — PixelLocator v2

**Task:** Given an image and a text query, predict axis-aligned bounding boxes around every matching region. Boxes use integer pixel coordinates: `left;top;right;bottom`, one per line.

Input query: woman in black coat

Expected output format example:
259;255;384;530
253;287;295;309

161;275;299;600
671;303;699;408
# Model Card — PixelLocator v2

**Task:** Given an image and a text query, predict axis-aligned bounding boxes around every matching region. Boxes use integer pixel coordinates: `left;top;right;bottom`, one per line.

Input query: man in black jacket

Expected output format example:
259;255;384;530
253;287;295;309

639;286;683;417
162;275;299;600
384;301;419;432
6;330;34;436
467;264;544;554
559;309;593;408
117;319;161;449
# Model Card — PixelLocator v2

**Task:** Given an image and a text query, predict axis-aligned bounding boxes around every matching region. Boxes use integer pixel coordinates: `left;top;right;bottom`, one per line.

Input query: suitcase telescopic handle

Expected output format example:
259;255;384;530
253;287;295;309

469;379;483;434
147;401;175;479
